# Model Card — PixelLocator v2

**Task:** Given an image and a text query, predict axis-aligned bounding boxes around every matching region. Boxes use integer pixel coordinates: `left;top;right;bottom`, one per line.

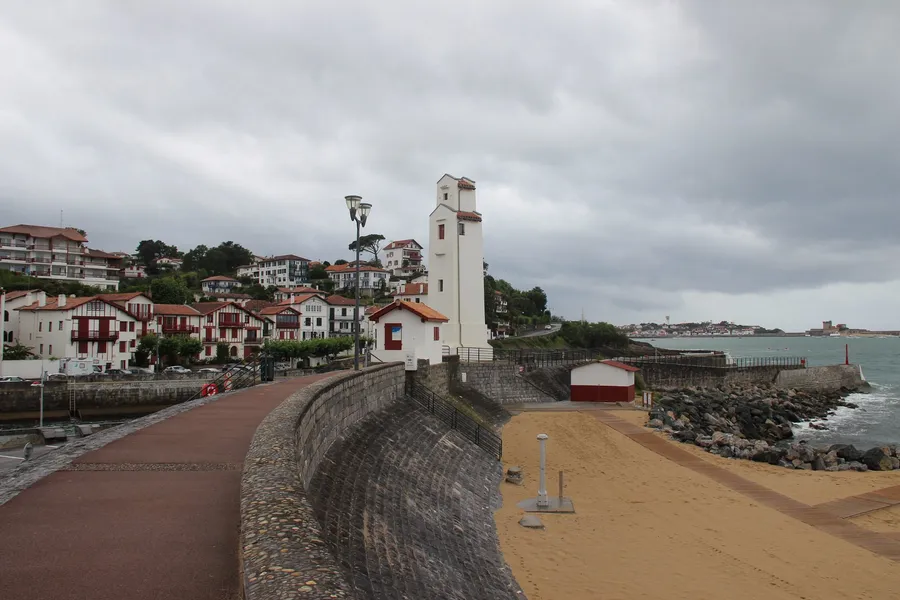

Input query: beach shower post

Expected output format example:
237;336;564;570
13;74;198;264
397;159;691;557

537;433;549;508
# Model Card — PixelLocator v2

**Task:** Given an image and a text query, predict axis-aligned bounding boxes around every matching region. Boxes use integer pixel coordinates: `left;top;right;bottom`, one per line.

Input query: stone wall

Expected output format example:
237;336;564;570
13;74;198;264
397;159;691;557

456;361;554;404
0;380;211;416
774;364;865;391
240;362;405;599
640;362;785;389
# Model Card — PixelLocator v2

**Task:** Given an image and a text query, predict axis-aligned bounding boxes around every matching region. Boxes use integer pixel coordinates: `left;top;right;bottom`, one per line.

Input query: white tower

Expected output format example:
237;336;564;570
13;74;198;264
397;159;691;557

427;174;488;349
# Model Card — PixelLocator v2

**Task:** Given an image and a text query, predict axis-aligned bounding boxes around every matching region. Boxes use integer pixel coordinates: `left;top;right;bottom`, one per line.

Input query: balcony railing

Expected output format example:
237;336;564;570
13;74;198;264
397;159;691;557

71;330;120;342
30;257;52;263
245;336;262;345
162;324;199;334
218;318;245;327
67;259;84;265
275;321;301;329
204;336;218;343
0;240;26;248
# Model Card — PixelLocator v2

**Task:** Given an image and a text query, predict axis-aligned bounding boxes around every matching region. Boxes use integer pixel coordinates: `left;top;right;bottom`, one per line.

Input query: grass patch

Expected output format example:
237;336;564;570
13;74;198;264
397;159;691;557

446;395;491;428
489;333;570;350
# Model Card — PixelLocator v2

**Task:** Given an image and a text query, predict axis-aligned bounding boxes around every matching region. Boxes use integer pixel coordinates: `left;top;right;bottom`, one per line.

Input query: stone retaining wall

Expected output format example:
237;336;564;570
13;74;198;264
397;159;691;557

775;364;865;391
0;380;213;414
456;362;554;404
240;362;405;600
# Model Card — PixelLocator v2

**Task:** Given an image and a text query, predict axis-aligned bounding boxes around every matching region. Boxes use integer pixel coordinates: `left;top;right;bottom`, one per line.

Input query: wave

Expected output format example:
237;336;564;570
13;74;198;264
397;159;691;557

792;382;900;447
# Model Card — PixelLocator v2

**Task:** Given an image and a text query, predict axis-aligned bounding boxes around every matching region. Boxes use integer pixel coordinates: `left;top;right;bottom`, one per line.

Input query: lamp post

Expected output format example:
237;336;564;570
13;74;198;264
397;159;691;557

0;287;5;377
345;195;372;371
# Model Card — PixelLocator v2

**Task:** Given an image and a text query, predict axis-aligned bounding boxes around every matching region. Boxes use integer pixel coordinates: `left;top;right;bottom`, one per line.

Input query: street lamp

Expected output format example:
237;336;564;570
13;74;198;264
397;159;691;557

0;287;5;377
345;195;372;370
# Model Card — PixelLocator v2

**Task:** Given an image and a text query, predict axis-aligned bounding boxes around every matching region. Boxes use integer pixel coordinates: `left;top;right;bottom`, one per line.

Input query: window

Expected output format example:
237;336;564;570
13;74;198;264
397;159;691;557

59;320;62;330
120;321;128;332
341;308;347;317
439;279;444;292
434;326;440;341
129;322;135;332
205;345;212;356
87;300;104;313
48;321;53;332
119;341;126;352
40;344;44;354
316;317;322;327
48;344;53;355
207;315;213;323
458;222;465;235
443;192;448;200
305;318;311;326
416;298;421;303
38;321;42;332
438;224;445;240
130;339;136;348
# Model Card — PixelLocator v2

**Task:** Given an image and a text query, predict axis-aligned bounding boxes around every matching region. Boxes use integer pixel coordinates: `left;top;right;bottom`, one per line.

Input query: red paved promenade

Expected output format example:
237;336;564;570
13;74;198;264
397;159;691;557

0;374;335;600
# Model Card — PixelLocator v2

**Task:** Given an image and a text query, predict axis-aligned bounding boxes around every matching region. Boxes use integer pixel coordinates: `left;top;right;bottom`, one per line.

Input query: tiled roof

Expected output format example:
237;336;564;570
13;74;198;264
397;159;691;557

190;302;229;315
325;264;388;273
368;300;448;323
97;292;149;303
18;296;114;312
258;305;301;316
0;224;88;242
243;299;275;313
86;248;122;259
265;254;310;262
210;292;252;299
277;286;323;294
2;290;39;301
153;304;202;316
325;294;356;306
457;211;482;222
457;178;476;190
384;239;422;250
277;293;321;305
201;275;238;282
392;283;428;296
600;360;641;373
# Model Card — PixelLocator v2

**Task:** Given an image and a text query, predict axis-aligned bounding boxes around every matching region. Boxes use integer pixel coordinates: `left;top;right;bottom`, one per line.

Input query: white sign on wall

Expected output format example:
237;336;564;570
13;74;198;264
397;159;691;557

404;351;417;371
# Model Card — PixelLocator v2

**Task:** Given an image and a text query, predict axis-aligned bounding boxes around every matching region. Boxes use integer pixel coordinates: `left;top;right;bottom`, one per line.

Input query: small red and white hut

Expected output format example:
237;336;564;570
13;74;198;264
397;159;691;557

570;360;640;402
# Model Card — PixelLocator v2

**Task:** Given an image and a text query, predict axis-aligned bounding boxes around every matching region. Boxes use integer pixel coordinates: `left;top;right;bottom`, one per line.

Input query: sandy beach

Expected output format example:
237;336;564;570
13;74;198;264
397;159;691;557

495;410;900;600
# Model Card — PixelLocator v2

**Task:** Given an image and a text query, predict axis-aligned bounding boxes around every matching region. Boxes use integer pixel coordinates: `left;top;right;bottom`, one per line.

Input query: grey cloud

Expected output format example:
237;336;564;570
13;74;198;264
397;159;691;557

1;1;899;326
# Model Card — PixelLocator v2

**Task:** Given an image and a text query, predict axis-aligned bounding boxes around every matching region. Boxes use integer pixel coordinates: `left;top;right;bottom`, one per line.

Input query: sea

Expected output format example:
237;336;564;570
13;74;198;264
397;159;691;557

650;336;900;448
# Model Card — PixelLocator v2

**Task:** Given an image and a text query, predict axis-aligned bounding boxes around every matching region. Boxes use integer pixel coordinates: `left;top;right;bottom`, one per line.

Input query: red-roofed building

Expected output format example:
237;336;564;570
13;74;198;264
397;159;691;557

391;282;428;304
98;292;154;336
191;301;268;359
368;300;448;364
325;263;389;297
324;294;360;337
383;239;424;277
16;295;141;370
278;293;330;339
0;224;121;290
236;254;311;287
200;276;242;295
570;360;641;403
273;286;326;303
1;289;46;345
153;304;202;343
257;305;302;340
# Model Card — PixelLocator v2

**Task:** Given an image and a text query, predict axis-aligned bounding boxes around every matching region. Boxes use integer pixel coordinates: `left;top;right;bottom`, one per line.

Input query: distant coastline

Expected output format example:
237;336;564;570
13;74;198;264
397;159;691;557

631;333;900;340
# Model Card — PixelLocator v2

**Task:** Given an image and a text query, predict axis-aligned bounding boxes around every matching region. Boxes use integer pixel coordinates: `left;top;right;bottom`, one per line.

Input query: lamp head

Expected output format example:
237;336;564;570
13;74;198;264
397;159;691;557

345;195;362;221
358;202;372;227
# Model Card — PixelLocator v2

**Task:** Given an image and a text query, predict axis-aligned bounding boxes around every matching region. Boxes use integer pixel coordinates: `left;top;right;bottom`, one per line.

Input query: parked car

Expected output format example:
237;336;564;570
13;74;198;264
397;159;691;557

544;324;553;330
0;376;26;383
163;366;192;374
46;373;68;381
197;367;220;374
106;369;133;376
129;367;154;375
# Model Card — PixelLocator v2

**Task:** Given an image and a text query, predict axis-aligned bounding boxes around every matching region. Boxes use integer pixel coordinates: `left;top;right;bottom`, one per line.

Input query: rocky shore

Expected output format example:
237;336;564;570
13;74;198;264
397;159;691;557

647;383;900;472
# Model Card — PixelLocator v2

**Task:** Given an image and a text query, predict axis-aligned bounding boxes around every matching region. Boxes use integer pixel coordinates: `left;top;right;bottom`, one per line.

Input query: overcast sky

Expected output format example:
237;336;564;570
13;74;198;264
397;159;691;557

2;1;899;331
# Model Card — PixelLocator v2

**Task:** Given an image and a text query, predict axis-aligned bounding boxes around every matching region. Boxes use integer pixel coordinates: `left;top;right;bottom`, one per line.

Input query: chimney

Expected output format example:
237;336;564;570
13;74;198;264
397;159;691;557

418;283;423;294
58;294;66;307
38;294;47;307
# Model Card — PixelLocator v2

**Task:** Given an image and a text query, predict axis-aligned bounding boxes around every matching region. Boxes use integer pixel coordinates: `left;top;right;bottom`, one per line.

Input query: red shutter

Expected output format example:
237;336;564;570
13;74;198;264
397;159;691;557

119;341;126;352
77;317;89;338
120;321;127;332
438;224;445;239
434;326;440;341
98;319;109;338
384;323;402;350
78;341;88;354
98;341;107;353
129;322;135;332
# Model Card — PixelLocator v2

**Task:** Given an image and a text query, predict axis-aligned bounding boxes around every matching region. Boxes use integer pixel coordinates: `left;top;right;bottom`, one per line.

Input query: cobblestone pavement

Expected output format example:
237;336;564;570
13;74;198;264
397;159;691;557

0;374;336;600
308;398;524;600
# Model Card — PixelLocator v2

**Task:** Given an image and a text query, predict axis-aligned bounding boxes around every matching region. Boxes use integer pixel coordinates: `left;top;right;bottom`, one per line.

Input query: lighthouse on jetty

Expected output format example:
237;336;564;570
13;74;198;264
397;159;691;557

427;174;489;350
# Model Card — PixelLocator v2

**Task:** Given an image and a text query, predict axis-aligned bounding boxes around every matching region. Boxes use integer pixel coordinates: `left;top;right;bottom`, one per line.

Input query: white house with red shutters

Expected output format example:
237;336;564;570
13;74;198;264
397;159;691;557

17;295;140;370
153;304;202;339
273;286;326;303
279;293;330;339
570;360;640;403
257;305;302;340
191;301;267;359
368;300;448;365
383;239;424;277
98;292;155;338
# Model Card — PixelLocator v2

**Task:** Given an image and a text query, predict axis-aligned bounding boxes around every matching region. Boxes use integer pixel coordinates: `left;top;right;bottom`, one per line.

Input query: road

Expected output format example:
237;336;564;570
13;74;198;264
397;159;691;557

515;323;561;338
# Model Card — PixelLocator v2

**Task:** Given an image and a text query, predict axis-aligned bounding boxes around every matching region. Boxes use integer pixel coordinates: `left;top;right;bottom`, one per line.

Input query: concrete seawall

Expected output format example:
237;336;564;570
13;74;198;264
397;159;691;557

774;364;866;391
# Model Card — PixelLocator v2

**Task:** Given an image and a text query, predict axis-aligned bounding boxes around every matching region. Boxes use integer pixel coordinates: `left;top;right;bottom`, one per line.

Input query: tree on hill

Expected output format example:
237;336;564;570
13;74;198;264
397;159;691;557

348;233;385;263
180;241;254;276
334;259;349;266
308;264;328;280
150;276;191;304
135;240;181;267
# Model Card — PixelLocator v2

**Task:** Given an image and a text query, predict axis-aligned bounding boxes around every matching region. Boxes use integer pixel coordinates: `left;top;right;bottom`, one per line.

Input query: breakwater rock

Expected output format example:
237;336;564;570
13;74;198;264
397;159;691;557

647;384;900;471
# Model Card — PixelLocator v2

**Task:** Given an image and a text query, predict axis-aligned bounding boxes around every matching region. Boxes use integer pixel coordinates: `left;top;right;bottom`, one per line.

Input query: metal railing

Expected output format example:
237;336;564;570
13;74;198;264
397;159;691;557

187;355;261;401
407;379;502;461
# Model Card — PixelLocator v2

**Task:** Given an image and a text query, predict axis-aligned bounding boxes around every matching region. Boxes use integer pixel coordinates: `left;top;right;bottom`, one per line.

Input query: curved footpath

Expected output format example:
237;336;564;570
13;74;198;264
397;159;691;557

0;373;336;600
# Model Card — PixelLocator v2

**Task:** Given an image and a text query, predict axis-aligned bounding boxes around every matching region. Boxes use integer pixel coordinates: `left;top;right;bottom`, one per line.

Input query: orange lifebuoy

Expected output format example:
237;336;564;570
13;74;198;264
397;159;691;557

201;383;218;397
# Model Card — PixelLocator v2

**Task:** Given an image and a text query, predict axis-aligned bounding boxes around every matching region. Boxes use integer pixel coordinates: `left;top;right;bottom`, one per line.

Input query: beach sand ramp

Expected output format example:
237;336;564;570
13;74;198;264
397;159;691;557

495;411;900;600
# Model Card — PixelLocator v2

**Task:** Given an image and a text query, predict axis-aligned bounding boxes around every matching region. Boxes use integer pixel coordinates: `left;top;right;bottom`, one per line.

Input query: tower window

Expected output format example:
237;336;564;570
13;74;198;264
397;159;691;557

439;279;444;292
443;193;448;200
458;222;465;235
438;224;445;240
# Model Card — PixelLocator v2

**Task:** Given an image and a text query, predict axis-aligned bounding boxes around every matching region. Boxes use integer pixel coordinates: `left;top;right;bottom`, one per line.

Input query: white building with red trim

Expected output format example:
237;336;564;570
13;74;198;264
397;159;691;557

257;305;302;340
383;239;424;277
17;295;140;370
153;304;202;339
427;174;488;349
98;292;155;338
278;293;330;339
368;300;448;365
191;301;267;359
325;294;360;337
273;286;326;304
391;282;428;304
570;360;640;403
